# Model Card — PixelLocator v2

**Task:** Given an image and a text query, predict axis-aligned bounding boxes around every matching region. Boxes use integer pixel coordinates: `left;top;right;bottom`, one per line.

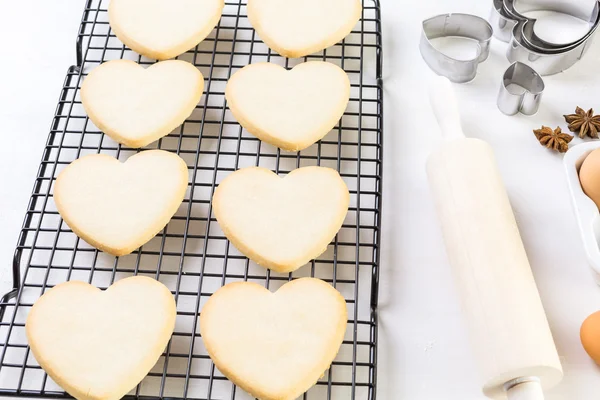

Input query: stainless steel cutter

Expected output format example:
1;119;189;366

497;61;545;116
419;13;493;83
490;0;600;75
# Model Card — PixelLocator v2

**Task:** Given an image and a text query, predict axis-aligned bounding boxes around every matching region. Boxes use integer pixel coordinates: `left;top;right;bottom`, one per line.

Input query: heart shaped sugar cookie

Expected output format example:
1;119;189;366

226;62;350;151
26;276;176;400
81;60;204;148
54;150;188;256
248;0;361;58
213;166;349;272
200;278;347;400
109;0;224;60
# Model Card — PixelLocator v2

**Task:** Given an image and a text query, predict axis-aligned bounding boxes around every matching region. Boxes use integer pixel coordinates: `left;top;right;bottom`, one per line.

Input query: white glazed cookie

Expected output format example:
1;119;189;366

54;150;188;256
200;278;347;400
26;276;176;400
247;0;362;58
226;62;350;151
108;0;224;60
81;59;204;148
212;166;349;272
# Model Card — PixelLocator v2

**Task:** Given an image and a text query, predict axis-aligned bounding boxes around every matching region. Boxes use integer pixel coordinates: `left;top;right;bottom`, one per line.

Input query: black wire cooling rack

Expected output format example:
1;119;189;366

0;0;383;399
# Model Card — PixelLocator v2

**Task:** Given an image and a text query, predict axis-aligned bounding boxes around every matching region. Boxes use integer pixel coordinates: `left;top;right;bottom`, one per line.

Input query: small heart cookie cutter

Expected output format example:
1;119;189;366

419;13;493;83
497;61;545;116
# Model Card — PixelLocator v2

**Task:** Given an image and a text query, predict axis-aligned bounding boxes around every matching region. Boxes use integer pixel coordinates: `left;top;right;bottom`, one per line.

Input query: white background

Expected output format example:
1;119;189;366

1;0;600;399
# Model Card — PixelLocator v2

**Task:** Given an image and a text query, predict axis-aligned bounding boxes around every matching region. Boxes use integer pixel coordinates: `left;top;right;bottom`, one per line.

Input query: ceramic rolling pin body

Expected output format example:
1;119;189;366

426;78;562;400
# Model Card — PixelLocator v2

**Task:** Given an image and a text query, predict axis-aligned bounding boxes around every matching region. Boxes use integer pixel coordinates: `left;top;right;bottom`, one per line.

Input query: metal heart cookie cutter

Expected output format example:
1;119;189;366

489;0;600;75
497;61;545;116
419;13;493;83
489;0;522;43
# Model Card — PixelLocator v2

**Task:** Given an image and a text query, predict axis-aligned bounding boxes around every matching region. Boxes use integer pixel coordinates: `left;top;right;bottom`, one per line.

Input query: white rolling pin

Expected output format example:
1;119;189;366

426;77;563;400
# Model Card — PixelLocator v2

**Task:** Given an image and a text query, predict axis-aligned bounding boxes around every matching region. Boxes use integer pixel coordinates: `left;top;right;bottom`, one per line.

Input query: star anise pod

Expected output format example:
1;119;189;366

533;126;573;153
564;107;600;139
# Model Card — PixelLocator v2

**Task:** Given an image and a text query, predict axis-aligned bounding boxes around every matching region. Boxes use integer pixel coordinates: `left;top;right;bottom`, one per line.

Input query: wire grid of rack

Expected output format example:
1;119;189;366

0;0;383;399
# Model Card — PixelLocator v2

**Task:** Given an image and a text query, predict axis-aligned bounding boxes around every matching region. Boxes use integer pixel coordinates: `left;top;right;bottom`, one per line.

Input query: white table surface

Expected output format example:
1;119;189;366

1;1;600;399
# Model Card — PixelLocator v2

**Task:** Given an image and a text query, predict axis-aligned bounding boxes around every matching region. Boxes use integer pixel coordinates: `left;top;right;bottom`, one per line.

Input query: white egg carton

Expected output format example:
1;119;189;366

564;142;600;284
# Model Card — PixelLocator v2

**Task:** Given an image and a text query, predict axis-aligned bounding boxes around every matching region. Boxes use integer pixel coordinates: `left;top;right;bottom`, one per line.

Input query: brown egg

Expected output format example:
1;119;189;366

580;148;600;210
581;311;600;364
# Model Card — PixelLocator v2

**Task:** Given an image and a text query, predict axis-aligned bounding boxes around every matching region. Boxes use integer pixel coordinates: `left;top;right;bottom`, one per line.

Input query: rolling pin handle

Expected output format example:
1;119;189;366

428;76;466;142
505;378;544;400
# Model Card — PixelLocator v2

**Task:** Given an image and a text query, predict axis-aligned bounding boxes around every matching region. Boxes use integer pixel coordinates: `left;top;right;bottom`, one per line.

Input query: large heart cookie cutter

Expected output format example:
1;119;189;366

489;0;600;75
497;62;545;116
489;0;522;43
419;13;493;83
509;0;600;52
